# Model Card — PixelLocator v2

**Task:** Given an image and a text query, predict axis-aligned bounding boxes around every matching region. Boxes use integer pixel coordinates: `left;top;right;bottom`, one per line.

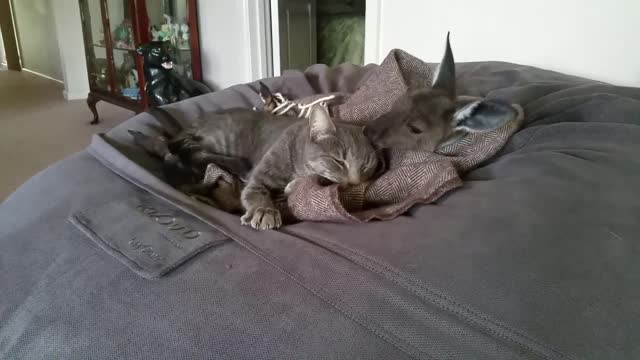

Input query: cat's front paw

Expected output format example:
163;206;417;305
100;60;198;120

241;207;282;230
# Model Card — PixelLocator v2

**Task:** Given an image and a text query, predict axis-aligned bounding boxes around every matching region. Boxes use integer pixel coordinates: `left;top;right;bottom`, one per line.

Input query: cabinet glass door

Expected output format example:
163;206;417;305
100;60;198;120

79;0;112;93
145;0;193;79
106;0;141;101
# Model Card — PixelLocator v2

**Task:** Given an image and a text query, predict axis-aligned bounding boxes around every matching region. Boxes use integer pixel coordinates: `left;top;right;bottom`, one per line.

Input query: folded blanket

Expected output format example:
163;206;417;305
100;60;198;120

200;49;523;223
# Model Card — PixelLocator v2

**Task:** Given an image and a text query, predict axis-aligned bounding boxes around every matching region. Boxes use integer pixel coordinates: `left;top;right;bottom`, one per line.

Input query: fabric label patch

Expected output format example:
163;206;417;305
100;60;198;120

69;194;229;279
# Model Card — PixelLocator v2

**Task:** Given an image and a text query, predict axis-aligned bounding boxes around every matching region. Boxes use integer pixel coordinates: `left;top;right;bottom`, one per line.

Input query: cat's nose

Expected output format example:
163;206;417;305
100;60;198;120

347;172;361;185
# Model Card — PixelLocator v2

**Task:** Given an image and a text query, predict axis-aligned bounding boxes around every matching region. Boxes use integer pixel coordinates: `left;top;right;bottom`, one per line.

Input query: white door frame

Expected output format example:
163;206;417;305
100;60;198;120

246;0;274;80
363;0;382;65
268;0;281;76
249;0;382;78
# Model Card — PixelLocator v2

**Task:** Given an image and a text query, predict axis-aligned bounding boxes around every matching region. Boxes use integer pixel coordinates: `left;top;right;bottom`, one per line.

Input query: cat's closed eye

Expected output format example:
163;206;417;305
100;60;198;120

407;123;423;134
329;157;346;168
318;177;334;186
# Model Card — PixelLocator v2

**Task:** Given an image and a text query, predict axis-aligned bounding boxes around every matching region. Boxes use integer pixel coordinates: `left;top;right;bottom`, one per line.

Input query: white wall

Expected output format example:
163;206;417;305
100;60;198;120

0;26;5;64
198;0;252;90
52;0;90;100
12;0;63;81
197;0;269;90
369;0;640;87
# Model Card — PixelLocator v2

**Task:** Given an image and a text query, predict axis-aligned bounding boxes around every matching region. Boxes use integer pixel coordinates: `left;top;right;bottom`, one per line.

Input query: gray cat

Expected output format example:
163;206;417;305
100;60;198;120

138;105;379;230
364;33;518;152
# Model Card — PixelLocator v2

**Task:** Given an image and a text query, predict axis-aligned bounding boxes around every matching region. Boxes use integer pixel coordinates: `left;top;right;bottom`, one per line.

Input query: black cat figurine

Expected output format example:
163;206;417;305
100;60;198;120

136;41;212;106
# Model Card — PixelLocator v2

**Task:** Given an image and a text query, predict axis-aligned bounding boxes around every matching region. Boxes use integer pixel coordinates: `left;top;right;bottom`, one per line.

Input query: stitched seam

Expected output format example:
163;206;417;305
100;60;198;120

91;144;535;358
229;237;431;360
515;127;543;151
0;237;99;356
303;234;570;360
336;239;565;359
89;136;553;359
88;145;428;360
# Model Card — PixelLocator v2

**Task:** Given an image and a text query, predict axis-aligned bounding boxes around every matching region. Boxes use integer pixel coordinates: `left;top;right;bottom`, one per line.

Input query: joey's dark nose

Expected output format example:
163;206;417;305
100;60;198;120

363;125;373;138
363;125;381;145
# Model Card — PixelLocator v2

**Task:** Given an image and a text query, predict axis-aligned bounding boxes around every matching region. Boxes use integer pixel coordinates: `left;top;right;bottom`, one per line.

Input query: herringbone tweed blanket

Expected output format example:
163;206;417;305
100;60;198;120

204;49;523;223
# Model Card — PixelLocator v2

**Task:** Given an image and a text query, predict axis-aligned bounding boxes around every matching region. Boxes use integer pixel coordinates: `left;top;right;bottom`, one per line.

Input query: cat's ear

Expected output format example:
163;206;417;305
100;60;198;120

453;99;516;132
309;105;336;142
259;81;273;101
259;81;276;112
431;32;455;98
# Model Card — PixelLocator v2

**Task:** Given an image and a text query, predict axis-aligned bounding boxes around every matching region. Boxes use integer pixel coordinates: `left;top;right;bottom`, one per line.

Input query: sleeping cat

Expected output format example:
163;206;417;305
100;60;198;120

132;82;284;183
134;105;379;230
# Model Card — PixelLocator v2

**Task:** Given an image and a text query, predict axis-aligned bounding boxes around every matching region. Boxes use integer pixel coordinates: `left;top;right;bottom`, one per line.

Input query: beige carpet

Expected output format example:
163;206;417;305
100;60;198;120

0;68;133;200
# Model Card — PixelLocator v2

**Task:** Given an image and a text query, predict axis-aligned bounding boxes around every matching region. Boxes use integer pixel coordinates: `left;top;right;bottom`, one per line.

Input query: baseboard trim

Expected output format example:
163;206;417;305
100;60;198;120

21;67;64;84
63;89;89;100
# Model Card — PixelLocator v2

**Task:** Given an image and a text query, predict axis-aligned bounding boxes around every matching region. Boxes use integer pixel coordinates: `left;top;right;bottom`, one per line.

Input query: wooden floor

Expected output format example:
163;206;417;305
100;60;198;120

0;68;133;200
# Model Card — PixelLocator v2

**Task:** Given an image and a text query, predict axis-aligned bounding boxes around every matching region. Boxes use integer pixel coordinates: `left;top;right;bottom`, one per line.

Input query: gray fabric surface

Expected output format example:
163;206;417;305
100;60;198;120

1;61;639;359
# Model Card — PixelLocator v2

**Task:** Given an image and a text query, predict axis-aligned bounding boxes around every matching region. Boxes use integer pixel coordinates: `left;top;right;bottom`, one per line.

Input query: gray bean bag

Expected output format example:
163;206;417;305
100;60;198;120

1;61;639;360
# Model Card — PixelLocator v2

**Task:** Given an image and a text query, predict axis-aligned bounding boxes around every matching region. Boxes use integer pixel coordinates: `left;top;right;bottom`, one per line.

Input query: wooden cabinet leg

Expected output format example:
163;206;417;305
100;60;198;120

87;92;100;125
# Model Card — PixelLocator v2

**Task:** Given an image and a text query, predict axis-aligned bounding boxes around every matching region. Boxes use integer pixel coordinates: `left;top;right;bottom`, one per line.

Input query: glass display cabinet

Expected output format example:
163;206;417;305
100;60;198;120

78;0;202;124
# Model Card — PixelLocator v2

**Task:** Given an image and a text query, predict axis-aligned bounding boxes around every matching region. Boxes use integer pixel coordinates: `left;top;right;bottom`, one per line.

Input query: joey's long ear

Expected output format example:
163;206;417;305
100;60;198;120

128;129;151;146
453;99;517;132
432;32;456;98
309;105;336;142
128;130;169;158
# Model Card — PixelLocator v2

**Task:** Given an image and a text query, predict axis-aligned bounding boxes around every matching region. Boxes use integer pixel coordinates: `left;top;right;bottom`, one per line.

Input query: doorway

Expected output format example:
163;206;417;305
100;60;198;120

0;0;21;70
0;24;5;67
270;0;366;75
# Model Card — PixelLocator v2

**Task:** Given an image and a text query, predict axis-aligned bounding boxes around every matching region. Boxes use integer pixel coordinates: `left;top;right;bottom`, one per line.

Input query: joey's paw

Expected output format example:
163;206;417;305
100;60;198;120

241;207;282;230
